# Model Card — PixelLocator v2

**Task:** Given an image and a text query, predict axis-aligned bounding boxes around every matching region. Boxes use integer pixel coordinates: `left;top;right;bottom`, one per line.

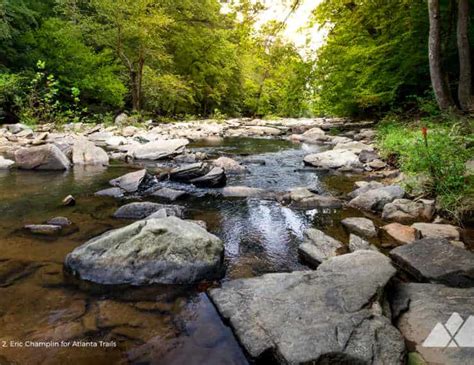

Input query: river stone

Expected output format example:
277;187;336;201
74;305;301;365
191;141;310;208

24;224;62;236
0;156;14;169
71;138;109;166
382;199;435;224
14;144;70;170
341;217;377;238
411;223;461;241
109;169;156;193
190;167;226;188
389;238;474;287
348;181;384;198
304;149;361;169
95;187;125;198
382;223;420;246
333;141;374;154
65;217;224;285
298;228;346;267
358;150;379;163
219;186;266;198
113;202;184;220
289;188;342;209
391;283;474;365
212;156;246;174
128;139;189;160
151;187;186;201
169;162;209;182
46;217;72;227
349;185;405;212
209;251;404;364
349;234;378;252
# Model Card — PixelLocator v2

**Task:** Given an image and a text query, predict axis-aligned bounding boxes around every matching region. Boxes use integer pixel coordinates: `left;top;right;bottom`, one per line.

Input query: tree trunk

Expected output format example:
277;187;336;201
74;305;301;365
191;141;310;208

457;0;474;112
130;58;144;112
428;0;455;111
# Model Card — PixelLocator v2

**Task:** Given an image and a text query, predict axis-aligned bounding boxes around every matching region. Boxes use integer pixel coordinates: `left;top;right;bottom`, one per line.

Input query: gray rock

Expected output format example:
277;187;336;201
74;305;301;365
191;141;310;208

289;188;342;209
358;150;379;163
411;223;461;242
304;149;362;169
128;139;188;160
65;217;224;285
24;224;62;236
109;169;156;193
298;228;346;267
113;202;184;220
46;217;72;227
6;123;27;134
71;138;109;166
190;167;226;188
0;156;14;169
389;238;474;287
209;251;405;364
169;162;209;182
341;217;377;238
391;283;474;365
115;112;129;125
212;156;247;173
349;185;405;212
95;187;125;198
367;159;386;170
333;141;374;154
219;186;266;198
349;234;378;252
14;144;70;170
151;187;186;201
348;181;384;199
382;199;435;224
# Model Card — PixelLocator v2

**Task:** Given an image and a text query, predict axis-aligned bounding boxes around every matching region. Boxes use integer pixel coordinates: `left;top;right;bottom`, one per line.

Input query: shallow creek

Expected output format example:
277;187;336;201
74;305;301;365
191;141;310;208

0;137;377;364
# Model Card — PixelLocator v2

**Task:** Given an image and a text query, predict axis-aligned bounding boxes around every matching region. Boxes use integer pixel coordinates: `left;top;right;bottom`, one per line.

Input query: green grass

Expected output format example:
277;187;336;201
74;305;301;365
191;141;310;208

376;114;473;222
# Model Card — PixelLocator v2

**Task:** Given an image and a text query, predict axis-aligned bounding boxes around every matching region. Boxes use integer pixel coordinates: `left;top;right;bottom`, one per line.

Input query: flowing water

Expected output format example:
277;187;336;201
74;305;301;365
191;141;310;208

0;138;372;365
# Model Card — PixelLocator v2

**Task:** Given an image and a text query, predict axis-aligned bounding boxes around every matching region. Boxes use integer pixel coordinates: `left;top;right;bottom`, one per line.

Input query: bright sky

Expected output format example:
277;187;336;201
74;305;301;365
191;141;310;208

256;0;326;52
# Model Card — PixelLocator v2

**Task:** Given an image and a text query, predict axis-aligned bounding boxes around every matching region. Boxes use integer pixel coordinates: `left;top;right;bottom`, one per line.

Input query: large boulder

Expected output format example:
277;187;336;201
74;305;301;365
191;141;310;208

14;144;70;170
289;188;342;209
72;138;109;166
391;283;474;365
349;185;405;212
304;149;361;169
389;238;474;287
113;202;184;220
341;217;377;238
209;251;405;364
65;217;224;285
109;169;156;193
127;139;188;160
382;199;435;224
298;228;346;267
169;162;209;183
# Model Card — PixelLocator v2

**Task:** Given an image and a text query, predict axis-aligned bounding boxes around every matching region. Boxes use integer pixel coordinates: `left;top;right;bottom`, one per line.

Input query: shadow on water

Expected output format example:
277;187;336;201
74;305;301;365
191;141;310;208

0;138;367;365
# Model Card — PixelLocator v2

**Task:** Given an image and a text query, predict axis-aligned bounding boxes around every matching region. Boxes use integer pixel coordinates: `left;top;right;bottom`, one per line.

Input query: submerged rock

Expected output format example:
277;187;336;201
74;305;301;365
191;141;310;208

14;144;70;170
109;169;156;193
391;283;474;365
298;228;346;267
113;202;184;220
209;251;405;364
65;217;224;285
341;217;377;238
349;185;405;212
389;238;474;287
95;187;125;198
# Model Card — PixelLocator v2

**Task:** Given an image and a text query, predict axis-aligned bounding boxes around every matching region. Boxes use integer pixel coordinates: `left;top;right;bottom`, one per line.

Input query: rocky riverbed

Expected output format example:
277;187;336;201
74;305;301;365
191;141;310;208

0;116;473;365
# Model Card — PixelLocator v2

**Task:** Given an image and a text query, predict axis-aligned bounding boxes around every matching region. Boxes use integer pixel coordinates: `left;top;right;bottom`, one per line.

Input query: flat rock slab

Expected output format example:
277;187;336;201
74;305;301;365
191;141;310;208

411;223;461;241
390;238;474;287
391;283;474;365
127;139;189;160
349;185;405;212
113;202;184;220
304;149;361;169
341;217;377;238
65;217;224;285
298;228;346;267
209;251;405;364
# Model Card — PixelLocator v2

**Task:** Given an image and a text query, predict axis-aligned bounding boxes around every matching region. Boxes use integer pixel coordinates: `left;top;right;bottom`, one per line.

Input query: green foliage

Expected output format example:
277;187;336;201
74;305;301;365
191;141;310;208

377;116;473;220
312;0;429;116
0;72;25;122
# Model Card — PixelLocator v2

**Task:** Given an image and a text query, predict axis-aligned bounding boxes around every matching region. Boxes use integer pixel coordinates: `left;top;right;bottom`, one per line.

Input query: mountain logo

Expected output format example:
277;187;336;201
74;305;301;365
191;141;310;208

423;312;474;348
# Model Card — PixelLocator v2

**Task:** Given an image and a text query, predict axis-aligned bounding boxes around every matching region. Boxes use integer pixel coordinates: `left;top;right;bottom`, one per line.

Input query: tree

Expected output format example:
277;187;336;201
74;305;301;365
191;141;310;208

457;0;474;112
89;0;171;111
428;0;456;111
